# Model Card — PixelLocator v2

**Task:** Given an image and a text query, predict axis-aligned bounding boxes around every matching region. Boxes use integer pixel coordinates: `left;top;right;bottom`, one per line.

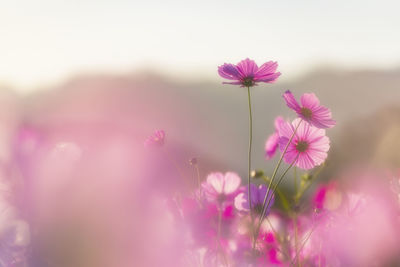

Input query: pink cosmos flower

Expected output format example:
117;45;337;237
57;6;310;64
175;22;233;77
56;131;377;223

234;184;275;215
144;130;165;147
265;116;285;160
278;118;330;170
202;172;241;207
283;90;336;129
218;58;281;87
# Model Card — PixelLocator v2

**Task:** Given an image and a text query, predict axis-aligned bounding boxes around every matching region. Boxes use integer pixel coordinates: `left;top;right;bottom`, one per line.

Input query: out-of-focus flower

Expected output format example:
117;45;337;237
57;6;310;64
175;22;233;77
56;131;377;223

283;90;336;129
278;118;330;170
234;184;275;215
202;172;241;207
265;116;285;160
144;130;165;147
313;182;342;211
218;58;281;87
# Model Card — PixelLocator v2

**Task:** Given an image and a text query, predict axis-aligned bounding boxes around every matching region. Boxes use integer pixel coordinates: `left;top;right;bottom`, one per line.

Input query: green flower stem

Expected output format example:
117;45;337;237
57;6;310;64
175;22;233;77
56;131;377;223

247;87;254;222
252;120;302;248
258;120;302;221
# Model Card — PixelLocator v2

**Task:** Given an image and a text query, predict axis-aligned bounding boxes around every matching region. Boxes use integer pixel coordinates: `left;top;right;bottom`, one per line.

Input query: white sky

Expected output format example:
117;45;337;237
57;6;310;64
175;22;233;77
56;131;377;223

1;0;400;92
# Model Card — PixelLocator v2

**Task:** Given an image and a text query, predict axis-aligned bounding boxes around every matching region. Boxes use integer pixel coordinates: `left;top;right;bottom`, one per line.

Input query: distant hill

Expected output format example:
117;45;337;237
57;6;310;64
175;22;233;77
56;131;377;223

2;68;400;181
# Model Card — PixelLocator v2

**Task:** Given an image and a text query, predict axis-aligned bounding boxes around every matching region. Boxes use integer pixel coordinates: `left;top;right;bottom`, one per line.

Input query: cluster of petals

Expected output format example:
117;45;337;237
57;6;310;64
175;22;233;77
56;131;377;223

202;172;242;207
283;90;336;129
218;58;281;87
278;118;330;170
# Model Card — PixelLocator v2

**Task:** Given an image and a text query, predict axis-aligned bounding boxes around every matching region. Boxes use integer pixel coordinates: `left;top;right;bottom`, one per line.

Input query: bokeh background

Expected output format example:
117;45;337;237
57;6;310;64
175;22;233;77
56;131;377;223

1;1;400;266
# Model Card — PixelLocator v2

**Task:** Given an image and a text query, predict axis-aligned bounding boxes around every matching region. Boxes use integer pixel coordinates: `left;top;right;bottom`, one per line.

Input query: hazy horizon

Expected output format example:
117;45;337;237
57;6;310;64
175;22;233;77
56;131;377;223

2;0;400;92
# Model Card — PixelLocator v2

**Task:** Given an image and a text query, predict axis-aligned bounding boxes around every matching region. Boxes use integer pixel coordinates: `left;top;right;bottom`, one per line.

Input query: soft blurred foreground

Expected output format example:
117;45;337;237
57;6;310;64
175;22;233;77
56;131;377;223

0;68;399;266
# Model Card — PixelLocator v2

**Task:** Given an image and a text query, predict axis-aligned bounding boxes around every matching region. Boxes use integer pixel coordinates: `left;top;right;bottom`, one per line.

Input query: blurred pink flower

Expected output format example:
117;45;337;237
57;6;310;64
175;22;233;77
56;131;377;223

202;172;241;207
144;130;165;147
278;119;330;170
313;182;342;211
265;116;285;160
218;58;281;87
234;184;275;215
283;90;336;129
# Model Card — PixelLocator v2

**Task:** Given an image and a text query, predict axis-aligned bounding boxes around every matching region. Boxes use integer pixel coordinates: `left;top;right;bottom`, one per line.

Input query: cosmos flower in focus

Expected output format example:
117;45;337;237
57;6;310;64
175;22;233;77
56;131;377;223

234;184;275;215
202;172;241;207
265;116;285;160
144;130;165;147
283;90;336;129
218;58;281;87
278;119;330;170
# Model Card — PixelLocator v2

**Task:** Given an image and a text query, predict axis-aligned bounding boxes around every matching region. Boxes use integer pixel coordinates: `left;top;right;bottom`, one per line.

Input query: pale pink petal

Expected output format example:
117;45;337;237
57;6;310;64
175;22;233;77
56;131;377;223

283;90;301;112
297;152;314;170
265;132;279;159
300;93;320;109
309;135;330;155
255;61;278;77
223;172;241;194
234;192;249;211
308;149;328;166
310;106;336;128
206;172;225;194
277;118;295;141
293;119;310;140
274;116;285;131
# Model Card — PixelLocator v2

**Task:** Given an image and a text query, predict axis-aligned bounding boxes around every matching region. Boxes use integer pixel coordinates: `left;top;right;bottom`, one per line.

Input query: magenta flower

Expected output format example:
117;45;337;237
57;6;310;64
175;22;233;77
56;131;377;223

202;172;241;206
265;116;285;160
144;130;165;147
218;58;281;87
278;118;330;170
283;90;336;129
234;184;274;215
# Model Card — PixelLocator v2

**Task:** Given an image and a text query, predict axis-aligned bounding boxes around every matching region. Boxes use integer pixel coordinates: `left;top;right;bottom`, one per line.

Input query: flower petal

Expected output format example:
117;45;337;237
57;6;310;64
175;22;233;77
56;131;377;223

236;58;258;78
255;61;278;77
223;172;241;194
265;132;279;160
300;93;320;109
283;90;301;112
218;64;241;80
206;172;225;194
234;192;249;211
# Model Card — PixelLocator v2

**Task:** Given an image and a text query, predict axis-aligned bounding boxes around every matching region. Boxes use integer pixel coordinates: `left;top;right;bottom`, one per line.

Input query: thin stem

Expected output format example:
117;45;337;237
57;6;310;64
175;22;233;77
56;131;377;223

291;225;317;266
253;120;302;247
253;155;299;248
246;87;254;222
294;216;300;267
217;209;228;266
259;119;302;222
294;167;298;193
262;155;299;222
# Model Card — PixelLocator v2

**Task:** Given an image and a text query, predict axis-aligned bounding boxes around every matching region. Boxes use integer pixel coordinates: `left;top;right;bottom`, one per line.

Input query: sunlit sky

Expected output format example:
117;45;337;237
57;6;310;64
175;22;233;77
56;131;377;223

1;0;400;92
